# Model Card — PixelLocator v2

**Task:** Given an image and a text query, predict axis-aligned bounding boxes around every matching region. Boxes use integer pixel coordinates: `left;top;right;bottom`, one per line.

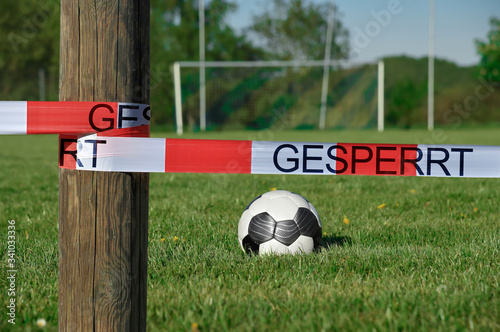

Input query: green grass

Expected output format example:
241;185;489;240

1;128;499;331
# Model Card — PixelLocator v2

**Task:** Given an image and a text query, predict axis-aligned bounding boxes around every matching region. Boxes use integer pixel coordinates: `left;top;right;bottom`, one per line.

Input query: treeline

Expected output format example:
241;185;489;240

0;0;348;125
0;0;60;102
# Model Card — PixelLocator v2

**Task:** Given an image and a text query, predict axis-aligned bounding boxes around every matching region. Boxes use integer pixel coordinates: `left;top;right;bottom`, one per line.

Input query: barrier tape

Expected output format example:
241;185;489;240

0;101;150;135
1;102;499;178
59;137;500;178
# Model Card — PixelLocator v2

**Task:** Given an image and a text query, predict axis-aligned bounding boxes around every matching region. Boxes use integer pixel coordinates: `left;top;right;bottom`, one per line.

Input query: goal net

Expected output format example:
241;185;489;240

173;60;379;134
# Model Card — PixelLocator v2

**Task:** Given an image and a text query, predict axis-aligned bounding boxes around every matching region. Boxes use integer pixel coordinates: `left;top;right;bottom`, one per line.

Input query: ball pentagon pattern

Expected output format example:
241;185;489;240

238;190;322;255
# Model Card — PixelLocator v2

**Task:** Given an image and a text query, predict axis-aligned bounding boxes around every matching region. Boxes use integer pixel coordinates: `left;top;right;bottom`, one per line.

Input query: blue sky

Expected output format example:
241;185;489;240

226;0;499;66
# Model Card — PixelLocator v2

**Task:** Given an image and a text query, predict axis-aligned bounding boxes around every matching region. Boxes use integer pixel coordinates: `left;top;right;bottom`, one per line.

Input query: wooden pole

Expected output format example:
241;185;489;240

58;0;149;331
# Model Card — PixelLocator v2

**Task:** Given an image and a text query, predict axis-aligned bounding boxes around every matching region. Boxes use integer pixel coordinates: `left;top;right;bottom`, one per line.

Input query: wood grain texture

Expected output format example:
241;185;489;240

58;1;149;331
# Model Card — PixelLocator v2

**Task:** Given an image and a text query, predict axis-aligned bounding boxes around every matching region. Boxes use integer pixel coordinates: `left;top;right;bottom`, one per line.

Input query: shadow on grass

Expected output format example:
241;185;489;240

321;235;352;249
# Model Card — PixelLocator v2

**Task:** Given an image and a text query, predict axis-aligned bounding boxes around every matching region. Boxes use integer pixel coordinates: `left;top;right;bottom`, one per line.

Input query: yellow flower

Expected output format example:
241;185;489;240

160;238;165;242
191;322;200;332
36;318;47;327
410;189;416;194
473;207;478;213
173;236;179;242
343;216;349;225
270;187;277;191
377;203;387;209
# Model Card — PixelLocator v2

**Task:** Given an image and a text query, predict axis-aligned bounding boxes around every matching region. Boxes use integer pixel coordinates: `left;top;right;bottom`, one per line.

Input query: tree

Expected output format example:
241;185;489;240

476;16;500;82
386;77;427;127
0;0;60;101
149;0;266;124
249;0;350;61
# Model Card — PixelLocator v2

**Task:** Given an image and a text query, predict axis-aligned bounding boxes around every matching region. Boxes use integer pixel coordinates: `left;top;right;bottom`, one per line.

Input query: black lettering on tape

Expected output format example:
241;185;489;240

273;144;299;173
351;146;373;174
89;104;114;132
326;145;347;174
427;148;450;176
401;147;423;175
303;145;323;173
118;104;139;128
59;138;83;167
84;140;107;168
143;106;151;121
376;146;397;175
451;148;473;176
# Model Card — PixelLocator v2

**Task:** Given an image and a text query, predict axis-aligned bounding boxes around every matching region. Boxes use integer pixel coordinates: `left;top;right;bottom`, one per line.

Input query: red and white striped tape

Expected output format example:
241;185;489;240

59;137;500;178
2;101;499;177
0;101;150;135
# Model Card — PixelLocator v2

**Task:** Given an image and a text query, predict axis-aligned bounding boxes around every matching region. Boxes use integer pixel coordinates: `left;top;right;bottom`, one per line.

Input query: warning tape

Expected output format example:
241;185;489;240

2;101;500;177
59;137;500;178
0;101;150;135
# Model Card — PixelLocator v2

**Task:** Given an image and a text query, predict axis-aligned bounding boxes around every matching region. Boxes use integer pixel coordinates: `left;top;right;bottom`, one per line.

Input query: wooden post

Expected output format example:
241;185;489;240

58;0;149;331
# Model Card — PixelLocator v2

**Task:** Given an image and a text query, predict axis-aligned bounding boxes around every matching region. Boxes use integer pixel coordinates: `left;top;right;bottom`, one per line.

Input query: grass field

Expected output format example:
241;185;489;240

1;128;499;331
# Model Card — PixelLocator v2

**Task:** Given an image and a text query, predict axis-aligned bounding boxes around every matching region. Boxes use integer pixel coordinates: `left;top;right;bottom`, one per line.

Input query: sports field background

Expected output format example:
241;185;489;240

0;128;499;331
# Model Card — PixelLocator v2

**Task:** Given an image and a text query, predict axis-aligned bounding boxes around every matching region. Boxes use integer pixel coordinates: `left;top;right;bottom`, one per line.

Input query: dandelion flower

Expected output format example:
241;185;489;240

270;187;277;191
160;238;165;242
343;216;349;225
377;203;387;209
474;207;478;213
36;318;46;327
191;322;200;332
173;236;179;242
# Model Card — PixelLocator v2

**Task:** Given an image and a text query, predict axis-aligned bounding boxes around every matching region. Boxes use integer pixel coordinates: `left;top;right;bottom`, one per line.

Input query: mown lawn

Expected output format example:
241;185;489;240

0;128;499;331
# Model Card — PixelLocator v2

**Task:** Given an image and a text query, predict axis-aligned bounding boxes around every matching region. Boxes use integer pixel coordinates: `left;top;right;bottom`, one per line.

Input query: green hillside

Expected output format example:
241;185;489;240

179;56;500;131
383;56;499;128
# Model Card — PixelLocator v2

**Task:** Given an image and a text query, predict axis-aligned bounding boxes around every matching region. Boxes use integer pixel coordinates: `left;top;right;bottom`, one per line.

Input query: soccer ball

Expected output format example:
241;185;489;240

238;190;322;255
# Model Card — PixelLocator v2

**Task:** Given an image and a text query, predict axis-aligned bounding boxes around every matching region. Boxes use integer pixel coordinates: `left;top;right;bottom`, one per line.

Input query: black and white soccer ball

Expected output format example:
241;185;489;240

238;190;322;255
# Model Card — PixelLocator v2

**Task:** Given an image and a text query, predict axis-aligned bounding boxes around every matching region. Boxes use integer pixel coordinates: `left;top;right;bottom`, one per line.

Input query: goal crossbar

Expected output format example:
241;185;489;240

176;60;342;68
